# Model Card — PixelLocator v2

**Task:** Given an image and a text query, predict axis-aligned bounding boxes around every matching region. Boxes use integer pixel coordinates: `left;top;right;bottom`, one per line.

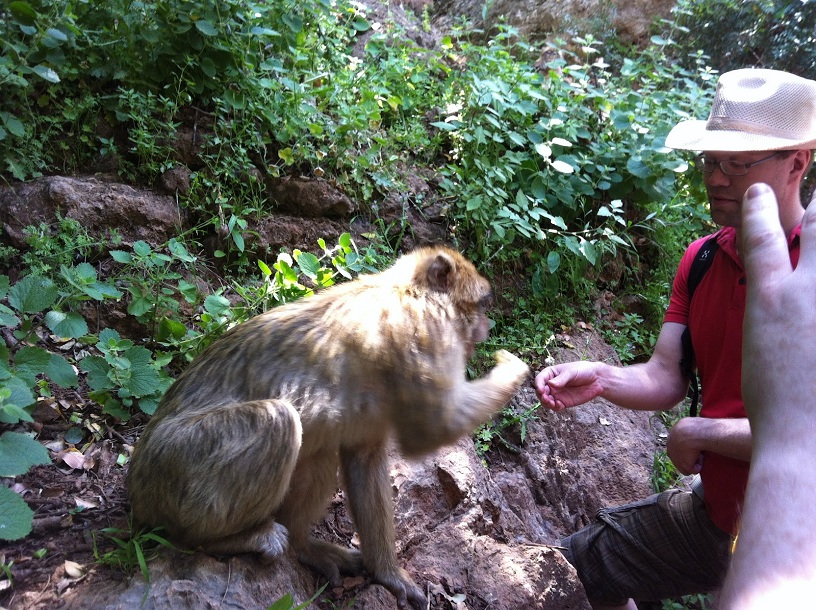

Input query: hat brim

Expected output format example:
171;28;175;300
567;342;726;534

665;119;816;152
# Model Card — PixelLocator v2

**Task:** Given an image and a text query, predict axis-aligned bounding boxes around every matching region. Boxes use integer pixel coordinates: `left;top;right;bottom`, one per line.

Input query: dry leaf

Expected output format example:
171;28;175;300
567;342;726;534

60;451;87;470
75;497;99;510
63;560;85;579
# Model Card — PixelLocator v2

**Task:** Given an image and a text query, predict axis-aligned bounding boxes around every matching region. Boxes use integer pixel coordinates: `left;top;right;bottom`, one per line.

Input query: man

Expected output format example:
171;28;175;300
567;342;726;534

534;68;816;609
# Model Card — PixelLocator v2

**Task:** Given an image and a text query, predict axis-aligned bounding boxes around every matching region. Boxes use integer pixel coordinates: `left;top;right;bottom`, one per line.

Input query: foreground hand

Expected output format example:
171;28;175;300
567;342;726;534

740;182;816;439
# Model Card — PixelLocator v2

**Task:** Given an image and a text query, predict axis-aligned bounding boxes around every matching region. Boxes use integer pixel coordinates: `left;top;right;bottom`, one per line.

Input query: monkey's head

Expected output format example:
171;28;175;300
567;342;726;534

407;246;494;357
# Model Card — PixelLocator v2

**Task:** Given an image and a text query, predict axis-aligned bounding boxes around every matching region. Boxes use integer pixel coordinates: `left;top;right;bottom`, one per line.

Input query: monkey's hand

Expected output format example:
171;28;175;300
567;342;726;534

374;567;427;610
492;349;531;386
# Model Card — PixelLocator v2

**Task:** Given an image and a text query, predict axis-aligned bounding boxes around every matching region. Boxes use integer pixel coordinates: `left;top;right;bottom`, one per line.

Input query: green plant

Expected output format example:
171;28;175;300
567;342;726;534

431;27;715;304
79;328;173;419
650;449;682;493
671;0;816;80
20;215;102;277
92;525;176;582
0;557;14;587
266;585;327;610
110;238;202;342
601;312;657;364
0;267;126;539
474;402;540;456
661;592;714;610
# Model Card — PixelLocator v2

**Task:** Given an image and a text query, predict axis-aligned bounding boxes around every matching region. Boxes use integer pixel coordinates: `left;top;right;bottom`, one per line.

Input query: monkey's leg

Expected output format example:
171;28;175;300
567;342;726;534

340;443;427;610
276;448;363;586
131;399;302;561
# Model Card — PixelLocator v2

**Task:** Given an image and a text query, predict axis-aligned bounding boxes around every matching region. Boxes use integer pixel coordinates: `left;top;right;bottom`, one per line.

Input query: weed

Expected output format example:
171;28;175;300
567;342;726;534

110;238;203;342
21;215;105;277
92;525;176;582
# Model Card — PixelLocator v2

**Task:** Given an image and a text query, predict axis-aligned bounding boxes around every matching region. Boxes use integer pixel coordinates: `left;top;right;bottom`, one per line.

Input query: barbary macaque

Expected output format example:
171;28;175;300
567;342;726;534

126;245;530;610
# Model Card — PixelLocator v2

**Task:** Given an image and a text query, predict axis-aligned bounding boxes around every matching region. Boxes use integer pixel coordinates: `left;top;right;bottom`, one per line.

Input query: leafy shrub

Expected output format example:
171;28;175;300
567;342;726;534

671;0;816;80
428;27;715;314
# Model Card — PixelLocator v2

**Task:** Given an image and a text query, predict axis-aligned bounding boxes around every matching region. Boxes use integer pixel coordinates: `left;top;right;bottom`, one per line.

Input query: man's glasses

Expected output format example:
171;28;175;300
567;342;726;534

692;151;784;176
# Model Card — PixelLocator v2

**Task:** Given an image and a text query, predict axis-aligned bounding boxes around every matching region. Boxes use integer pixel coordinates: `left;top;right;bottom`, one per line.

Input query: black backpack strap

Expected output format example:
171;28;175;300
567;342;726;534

679;235;720;416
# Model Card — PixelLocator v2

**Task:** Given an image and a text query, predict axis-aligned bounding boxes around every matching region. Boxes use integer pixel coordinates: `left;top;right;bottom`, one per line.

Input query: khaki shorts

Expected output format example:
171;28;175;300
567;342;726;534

561;488;733;605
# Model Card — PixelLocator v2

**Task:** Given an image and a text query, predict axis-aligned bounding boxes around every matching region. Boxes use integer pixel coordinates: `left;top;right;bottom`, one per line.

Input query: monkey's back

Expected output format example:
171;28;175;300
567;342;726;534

151;256;470;434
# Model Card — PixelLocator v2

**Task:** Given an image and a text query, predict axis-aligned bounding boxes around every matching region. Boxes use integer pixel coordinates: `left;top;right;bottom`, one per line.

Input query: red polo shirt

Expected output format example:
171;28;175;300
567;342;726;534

664;224;802;534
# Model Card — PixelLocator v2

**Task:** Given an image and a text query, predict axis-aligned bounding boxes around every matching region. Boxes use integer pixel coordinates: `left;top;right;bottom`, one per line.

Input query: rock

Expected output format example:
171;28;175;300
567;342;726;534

0;176;184;249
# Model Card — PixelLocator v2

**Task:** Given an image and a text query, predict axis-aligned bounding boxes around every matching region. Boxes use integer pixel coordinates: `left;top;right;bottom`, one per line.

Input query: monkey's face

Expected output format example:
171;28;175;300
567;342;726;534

462;290;493;357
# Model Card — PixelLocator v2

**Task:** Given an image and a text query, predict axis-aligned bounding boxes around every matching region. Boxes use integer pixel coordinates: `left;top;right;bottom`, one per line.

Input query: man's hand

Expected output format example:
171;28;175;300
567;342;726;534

534;361;605;411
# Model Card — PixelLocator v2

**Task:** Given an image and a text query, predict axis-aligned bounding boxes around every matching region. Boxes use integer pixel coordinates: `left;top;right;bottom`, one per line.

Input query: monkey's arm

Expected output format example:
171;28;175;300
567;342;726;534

397;350;530;456
340;444;427;610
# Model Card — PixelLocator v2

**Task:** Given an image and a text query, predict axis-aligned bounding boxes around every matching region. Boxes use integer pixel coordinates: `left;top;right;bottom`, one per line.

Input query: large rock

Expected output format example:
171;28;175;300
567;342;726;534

0;175;184;250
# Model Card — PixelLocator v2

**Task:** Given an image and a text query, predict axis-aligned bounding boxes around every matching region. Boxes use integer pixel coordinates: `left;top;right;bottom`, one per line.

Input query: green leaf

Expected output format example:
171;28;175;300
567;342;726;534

45;27;68;42
109;250;133;264
157;317;187;341
204;294;231;316
1;114;26;138
626;157;652;179
31;64;60;83
282;13;303;33
0;431;50;477
296;252;321;280
9;1;37;25
46;353;78;388
0;304;20;327
80;355;113;391
195;20;218;36
7;276;57;313
0;484;34;541
133;241;152;257
137;395;159;416
44;310;89;339
546;251;561;274
122;347;161;396
13;346;51;385
0;377;35;421
431;121;460;132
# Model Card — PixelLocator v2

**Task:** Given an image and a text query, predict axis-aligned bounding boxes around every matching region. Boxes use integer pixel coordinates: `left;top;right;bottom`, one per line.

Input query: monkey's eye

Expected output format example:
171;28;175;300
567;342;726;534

478;294;493;311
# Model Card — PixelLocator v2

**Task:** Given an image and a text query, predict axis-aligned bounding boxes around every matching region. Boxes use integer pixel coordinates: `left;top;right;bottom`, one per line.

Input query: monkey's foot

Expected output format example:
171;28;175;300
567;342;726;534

201;521;289;562
297;538;363;587
373;567;427;610
256;522;290;563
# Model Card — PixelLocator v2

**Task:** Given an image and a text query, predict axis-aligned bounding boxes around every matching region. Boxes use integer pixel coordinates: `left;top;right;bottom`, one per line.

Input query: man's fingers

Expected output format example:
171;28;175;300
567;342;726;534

741;183;792;288
796;192;816;272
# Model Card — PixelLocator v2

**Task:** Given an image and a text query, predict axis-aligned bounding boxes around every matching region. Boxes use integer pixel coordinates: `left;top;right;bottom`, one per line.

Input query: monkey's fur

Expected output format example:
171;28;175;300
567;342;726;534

127;246;530;610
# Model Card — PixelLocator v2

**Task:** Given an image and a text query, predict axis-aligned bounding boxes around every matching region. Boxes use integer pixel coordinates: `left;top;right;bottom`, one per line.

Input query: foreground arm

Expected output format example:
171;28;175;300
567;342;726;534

534;321;689;412
719;183;816;608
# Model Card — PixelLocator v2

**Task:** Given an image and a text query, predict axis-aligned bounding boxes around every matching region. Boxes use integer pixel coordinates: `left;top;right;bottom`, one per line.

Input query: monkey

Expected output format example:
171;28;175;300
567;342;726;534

126;245;530;610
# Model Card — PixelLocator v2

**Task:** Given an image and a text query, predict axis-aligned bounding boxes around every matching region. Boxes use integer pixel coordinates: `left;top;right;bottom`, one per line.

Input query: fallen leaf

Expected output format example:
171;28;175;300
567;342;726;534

75;497;99;510
60;450;86;470
64;560;85;579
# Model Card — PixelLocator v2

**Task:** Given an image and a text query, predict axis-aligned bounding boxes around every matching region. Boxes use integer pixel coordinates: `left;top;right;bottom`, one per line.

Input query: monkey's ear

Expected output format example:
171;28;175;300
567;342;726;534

425;252;456;293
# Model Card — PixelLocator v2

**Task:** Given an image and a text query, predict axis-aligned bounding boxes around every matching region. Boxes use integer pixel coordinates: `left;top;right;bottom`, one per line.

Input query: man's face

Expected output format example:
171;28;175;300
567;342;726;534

699;150;794;228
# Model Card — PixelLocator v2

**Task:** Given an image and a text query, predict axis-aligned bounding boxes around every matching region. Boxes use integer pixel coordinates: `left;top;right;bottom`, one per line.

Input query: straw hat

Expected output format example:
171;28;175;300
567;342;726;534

665;68;816;152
